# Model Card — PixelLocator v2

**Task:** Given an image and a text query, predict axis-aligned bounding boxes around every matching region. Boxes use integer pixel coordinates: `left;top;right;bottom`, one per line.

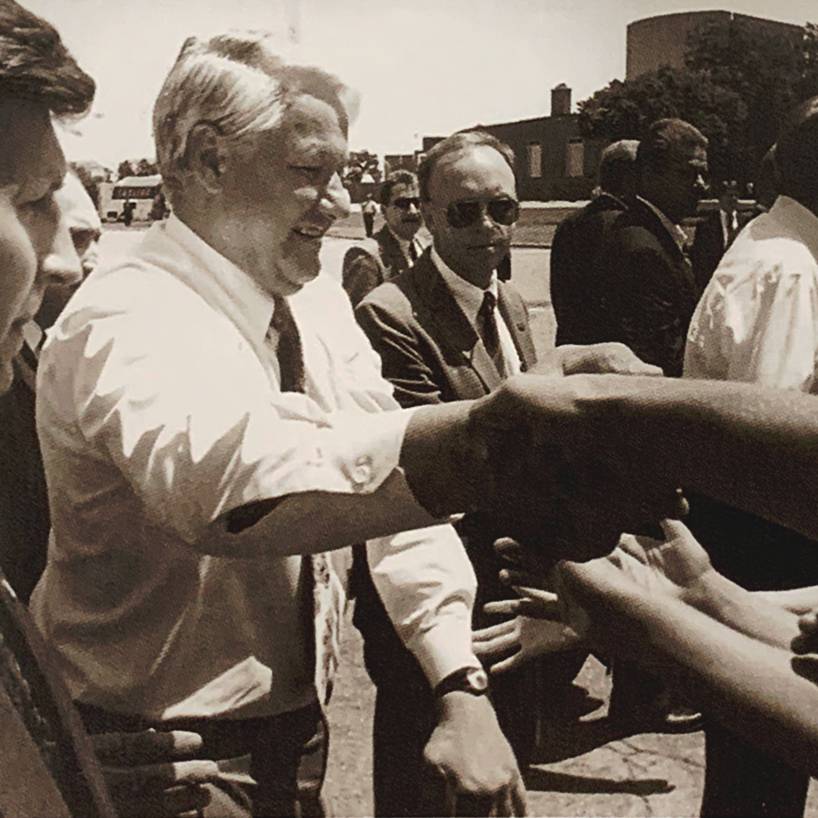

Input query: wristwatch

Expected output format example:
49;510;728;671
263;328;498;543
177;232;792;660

434;666;490;698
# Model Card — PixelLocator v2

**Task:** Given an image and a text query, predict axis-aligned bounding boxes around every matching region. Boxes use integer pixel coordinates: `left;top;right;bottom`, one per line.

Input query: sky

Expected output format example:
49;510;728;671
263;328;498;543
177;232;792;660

26;0;818;168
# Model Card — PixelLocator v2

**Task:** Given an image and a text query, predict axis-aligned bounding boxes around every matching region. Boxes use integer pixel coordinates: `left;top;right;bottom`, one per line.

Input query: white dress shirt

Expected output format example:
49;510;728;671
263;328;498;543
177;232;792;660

31;215;478;720
432;248;522;376
685;196;818;392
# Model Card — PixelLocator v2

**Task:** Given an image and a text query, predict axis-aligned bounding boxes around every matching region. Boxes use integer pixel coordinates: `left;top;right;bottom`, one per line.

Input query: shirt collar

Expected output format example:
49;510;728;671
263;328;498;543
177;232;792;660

431;246;499;325
637;195;689;251
768;196;818;258
164;215;276;344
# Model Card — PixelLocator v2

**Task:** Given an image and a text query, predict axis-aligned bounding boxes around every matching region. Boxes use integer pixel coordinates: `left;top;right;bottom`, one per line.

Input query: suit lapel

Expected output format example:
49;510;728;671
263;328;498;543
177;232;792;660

497;282;536;370
376;227;409;278
413;252;504;393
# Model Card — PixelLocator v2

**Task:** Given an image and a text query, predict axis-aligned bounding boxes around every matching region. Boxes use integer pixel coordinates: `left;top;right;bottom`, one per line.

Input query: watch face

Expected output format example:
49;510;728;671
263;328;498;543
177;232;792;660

466;667;489;692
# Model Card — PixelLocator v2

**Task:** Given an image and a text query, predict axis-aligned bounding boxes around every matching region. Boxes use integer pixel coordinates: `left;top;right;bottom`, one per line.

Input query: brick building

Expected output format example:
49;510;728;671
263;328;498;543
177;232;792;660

422;85;605;202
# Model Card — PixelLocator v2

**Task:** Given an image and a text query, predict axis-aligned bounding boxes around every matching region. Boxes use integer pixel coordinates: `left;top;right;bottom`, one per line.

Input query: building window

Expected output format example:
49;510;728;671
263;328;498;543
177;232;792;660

527;143;542;179
565;138;584;177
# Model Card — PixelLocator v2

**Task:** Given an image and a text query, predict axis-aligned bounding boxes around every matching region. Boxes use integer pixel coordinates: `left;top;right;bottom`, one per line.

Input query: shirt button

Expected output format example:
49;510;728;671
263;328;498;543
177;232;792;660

350;455;373;487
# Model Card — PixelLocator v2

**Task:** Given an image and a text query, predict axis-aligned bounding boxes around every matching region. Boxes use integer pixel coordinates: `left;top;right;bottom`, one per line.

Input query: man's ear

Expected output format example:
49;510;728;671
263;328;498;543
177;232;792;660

185;123;225;194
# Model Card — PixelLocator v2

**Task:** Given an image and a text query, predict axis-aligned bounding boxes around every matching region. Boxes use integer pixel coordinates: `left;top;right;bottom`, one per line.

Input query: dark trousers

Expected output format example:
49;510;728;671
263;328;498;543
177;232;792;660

701;721;809;817
77;700;328;818
688;496;818;818
363;213;375;237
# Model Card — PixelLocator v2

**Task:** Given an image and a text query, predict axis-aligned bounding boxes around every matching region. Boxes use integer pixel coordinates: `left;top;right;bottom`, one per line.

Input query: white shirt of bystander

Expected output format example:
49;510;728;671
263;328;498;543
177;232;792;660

31;215;478;721
685;195;818;391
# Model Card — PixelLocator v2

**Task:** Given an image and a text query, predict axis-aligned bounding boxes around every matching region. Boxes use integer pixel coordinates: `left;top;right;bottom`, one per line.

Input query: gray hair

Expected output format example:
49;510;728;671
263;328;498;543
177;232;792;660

153;31;358;202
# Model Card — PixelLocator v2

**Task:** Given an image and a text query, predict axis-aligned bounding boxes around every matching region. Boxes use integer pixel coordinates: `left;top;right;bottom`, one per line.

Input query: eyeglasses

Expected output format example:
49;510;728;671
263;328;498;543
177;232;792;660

445;198;520;229
391;196;421;210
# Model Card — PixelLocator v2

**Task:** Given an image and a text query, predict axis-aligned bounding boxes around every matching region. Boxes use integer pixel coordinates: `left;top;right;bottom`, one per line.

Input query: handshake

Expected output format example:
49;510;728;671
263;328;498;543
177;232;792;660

403;342;685;563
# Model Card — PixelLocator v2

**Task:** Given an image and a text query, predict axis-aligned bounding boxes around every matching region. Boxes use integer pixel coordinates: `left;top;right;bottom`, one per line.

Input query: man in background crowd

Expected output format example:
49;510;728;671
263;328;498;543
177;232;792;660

550;139;639;347
342;169;429;307
690;180;751;294
601;118;708;377
0;170;97;603
685;95;818;818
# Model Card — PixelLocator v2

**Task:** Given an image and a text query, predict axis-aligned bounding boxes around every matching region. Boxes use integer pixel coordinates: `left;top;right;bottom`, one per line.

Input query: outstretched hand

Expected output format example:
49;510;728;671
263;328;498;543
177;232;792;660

469;375;689;561
92;729;219;818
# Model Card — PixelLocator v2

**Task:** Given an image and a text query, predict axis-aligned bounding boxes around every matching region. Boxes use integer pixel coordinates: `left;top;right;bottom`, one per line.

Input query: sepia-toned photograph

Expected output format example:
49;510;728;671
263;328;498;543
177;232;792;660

2;0;818;815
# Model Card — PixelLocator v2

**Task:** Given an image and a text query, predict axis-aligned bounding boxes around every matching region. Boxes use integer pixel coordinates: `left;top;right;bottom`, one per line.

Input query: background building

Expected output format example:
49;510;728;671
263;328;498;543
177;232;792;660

423;85;605;202
626;10;802;79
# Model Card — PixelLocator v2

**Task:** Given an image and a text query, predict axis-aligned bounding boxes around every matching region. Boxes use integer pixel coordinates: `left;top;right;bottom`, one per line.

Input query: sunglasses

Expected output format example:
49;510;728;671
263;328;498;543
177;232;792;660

391;196;421;210
445;198;520;229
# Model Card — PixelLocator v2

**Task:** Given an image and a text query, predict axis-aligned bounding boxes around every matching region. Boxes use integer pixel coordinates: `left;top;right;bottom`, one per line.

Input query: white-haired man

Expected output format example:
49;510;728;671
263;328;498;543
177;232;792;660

30;32;530;817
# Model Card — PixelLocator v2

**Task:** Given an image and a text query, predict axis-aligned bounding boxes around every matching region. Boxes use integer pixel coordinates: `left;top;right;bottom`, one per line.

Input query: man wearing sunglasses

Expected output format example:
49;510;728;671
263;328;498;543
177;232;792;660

354;130;661;816
342;169;429;307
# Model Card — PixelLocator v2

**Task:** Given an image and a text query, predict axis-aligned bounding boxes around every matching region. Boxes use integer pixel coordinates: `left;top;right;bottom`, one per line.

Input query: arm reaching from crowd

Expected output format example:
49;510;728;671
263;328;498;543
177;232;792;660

92;730;220;818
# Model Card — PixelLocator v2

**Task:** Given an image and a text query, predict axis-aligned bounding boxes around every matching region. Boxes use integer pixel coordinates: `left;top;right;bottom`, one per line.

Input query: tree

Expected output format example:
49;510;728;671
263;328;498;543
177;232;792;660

578;66;747;184
579;20;818;188
685;19;818;172
135;158;159;176
116;160;134;180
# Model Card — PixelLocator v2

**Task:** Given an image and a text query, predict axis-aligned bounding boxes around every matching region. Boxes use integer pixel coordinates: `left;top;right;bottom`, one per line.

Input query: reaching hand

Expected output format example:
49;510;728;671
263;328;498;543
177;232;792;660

423;693;527;816
557;342;665;378
92;729;219;818
469;375;689;561
473;608;582;674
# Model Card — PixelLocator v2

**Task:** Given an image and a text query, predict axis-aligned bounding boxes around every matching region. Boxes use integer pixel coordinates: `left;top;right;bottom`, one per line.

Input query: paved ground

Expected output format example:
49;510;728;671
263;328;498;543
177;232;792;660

99;224;818;817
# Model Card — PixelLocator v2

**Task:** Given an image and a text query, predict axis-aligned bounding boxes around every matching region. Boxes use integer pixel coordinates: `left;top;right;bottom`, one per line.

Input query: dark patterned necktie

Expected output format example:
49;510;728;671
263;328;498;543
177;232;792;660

477;290;505;376
271;295;305;394
270;295;339;705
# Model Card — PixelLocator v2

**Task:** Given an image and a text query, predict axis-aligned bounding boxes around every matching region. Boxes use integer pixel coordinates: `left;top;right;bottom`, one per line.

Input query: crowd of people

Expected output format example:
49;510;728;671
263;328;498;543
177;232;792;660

3;1;818;817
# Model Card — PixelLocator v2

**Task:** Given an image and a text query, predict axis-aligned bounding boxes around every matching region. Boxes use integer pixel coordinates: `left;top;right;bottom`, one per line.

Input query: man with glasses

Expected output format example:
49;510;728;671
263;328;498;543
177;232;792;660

354;130;657;816
342;169;429;307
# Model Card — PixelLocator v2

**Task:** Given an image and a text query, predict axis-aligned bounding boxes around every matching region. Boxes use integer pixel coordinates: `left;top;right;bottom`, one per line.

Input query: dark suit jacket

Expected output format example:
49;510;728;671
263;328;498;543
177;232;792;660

0;358;49;602
550;193;629;346
356;248;536;407
600;197;700;377
353;249;536;682
690;207;753;295
341;225;430;309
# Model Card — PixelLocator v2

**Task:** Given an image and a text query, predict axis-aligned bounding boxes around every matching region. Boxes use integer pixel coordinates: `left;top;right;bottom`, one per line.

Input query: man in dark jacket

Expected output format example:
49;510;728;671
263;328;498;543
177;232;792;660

550;139;638;346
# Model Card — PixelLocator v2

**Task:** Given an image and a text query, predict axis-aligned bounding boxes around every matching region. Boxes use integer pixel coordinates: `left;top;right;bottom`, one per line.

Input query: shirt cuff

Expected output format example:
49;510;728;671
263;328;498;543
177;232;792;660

405;610;481;688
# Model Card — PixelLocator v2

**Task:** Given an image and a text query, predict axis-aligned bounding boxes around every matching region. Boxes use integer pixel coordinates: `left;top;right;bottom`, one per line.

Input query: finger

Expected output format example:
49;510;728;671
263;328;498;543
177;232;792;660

791;632;818;655
798;611;818;635
659;517;697;543
511;773;528;816
474;632;520;661
491;653;525;675
115;783;212;818
498;569;550;590
93;730;205;765
791;654;818;686
493;538;525;565
483;600;524;617
473;619;518;642
105;759;221;794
